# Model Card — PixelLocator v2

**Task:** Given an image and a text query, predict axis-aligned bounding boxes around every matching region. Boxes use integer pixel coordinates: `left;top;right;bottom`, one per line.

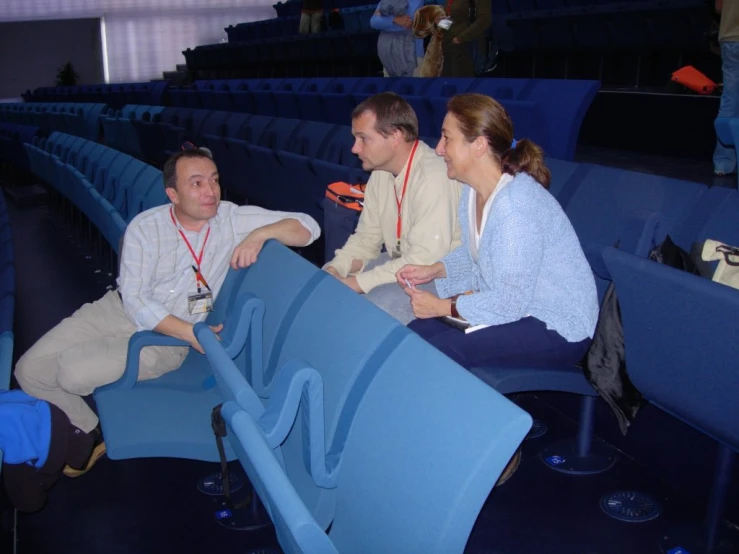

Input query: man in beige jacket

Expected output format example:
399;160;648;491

324;92;462;324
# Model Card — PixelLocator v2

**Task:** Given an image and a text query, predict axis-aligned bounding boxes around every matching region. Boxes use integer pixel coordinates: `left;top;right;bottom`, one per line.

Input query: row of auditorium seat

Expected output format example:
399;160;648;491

226;5;376;43
183;28;379;79
23;132;169;254
0;187;16;472
0;103;105;142
16;77;599;163
22;81;170;109
103;108;366;224
4;97;738;550
508;0;708;53
155;76;600;161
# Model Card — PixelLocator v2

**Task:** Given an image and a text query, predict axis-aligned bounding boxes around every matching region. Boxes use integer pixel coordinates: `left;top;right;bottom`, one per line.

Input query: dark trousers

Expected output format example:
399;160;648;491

441;40;476;77
407;316;591;370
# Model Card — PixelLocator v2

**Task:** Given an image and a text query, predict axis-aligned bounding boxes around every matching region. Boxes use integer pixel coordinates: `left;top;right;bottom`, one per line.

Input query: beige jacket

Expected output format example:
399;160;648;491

326;141;462;292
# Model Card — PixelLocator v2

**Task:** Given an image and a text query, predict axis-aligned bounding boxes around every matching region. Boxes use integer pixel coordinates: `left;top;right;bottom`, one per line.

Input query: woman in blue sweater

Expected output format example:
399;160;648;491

398;94;599;369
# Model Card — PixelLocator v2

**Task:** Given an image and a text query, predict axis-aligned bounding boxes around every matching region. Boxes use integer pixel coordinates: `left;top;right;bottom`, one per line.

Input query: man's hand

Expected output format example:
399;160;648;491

404;288;451;319
231;231;266;269
186;323;223;354
338;275;364;293
394;15;412;28
325;260;364;293
155;315;223;355
452;37;461;44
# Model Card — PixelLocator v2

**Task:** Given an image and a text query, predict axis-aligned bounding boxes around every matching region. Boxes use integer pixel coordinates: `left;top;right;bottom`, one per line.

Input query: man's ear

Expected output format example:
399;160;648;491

165;186;179;205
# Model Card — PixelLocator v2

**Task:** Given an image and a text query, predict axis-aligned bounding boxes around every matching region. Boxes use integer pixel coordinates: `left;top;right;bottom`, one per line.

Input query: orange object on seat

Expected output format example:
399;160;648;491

325;182;366;212
671;66;718;95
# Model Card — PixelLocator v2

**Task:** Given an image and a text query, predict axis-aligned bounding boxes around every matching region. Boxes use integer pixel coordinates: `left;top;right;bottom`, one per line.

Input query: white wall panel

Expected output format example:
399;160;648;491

0;1;276;83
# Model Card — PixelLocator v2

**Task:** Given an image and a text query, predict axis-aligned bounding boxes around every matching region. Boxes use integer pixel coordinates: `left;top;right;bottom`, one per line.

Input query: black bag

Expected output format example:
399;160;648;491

468;0;498;76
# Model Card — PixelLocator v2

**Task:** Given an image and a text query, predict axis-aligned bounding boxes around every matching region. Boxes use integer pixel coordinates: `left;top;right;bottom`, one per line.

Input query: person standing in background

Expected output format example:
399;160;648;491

714;0;739;177
371;0;425;77
440;0;491;77
300;0;325;34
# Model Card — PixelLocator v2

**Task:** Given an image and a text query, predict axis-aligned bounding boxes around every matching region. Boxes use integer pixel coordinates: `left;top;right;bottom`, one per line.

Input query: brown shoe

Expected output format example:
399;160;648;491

63;441;107;477
495;448;522;487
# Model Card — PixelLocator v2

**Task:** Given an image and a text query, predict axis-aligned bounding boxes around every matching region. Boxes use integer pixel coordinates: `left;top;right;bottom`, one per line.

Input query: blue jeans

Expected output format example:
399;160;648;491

714;41;739;174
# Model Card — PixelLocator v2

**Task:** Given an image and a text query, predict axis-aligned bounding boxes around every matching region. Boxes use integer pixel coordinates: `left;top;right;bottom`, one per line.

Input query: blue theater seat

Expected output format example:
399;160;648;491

216;330;531;552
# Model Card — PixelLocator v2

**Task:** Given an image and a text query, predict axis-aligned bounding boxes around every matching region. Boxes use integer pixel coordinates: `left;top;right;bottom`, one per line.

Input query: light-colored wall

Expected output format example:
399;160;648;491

0;1;277;90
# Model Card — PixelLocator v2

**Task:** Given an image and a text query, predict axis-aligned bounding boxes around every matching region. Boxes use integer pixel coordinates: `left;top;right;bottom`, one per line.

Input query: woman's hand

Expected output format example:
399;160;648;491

393;15;412;28
404;288;452;319
396;262;446;288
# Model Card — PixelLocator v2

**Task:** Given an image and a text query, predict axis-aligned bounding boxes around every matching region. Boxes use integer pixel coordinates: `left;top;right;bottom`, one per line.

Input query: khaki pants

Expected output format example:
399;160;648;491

14;290;188;433
299;12;323;34
363;253;437;326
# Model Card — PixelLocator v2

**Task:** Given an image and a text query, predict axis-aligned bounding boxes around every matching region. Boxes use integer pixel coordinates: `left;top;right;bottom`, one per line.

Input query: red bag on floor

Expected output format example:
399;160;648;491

671;66;718;95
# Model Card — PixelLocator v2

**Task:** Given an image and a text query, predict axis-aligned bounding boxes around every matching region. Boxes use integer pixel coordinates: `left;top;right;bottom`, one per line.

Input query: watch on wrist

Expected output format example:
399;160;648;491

450;294;461;318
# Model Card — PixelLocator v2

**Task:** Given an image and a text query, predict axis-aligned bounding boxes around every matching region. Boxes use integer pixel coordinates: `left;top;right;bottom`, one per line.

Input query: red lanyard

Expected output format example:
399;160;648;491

446;0;453;15
395;140;419;246
170;206;211;291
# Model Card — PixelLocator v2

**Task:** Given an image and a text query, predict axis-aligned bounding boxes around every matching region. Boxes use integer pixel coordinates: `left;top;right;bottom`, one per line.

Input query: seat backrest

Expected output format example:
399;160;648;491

235;241;325;394
242;115;275;144
225;333;532;554
271;276;407;529
604;247;739;451
669;187;739;253
566;165;705;249
329;333;532;553
257;117;302;150
284;120;340;158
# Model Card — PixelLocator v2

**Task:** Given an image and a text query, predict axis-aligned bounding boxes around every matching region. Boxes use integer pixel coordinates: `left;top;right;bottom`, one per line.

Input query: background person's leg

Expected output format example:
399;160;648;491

714;41;739;175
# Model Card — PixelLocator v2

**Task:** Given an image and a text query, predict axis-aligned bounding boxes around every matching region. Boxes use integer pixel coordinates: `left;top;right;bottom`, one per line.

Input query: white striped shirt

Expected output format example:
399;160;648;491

117;201;320;331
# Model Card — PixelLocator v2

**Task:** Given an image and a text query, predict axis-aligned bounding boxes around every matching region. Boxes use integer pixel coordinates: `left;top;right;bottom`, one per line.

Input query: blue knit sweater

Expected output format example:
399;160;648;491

435;173;599;342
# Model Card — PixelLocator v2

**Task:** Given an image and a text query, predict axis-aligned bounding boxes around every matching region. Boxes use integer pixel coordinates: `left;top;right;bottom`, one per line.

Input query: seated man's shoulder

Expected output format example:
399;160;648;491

127;203;171;229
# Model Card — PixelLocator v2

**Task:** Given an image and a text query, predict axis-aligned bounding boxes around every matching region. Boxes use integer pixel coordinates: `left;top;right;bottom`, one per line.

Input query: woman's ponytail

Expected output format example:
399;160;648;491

501;138;551;189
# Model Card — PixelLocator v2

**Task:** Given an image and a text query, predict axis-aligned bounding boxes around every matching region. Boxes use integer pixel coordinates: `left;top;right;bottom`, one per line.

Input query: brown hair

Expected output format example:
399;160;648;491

446;93;551;188
162;148;214;190
352;92;419;142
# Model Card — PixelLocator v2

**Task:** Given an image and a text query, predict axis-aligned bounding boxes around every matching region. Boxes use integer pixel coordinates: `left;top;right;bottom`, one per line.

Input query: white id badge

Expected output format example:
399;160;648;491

188;292;214;315
438;18;453;30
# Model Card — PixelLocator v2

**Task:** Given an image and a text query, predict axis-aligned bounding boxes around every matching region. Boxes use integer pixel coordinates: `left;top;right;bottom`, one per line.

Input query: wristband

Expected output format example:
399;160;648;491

450;294;461;318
